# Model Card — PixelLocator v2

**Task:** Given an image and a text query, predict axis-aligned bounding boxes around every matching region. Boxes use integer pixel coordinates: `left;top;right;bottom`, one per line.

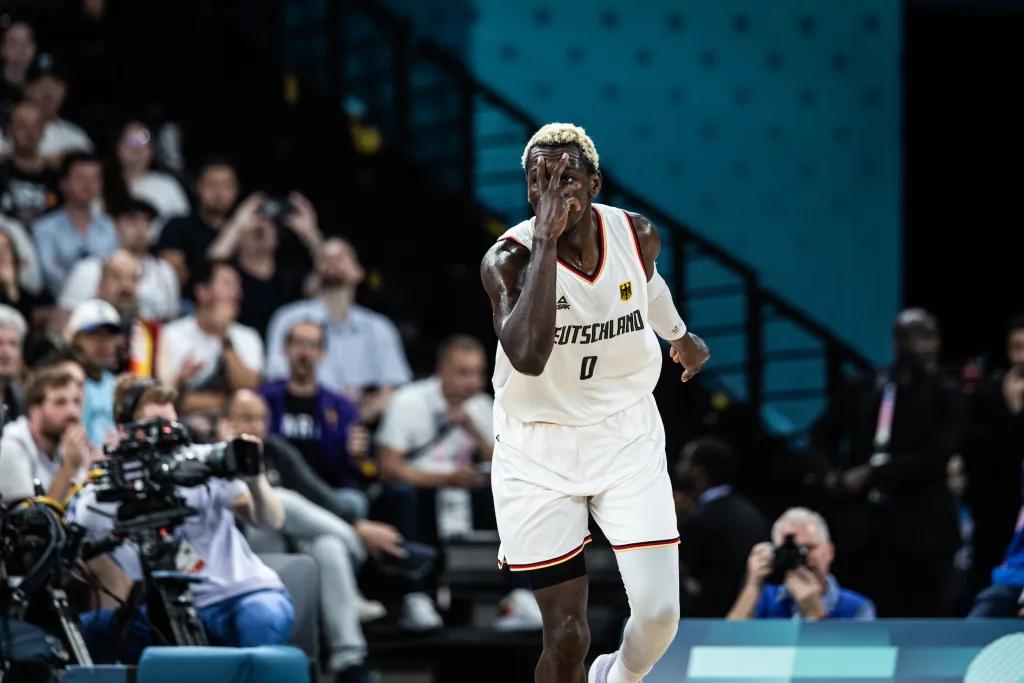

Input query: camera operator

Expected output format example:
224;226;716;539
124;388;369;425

71;375;292;656
0;367;90;504
727;508;875;621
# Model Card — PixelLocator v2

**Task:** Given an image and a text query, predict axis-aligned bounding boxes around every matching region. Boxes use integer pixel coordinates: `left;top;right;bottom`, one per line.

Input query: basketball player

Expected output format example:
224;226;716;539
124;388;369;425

481;123;710;683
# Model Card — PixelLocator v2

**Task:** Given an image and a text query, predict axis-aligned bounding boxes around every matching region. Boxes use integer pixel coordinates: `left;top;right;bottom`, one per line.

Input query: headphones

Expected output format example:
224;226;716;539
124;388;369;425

117;378;159;424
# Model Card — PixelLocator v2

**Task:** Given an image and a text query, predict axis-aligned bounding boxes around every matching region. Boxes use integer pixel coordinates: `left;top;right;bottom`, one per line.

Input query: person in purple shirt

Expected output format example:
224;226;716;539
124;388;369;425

260;318;369;520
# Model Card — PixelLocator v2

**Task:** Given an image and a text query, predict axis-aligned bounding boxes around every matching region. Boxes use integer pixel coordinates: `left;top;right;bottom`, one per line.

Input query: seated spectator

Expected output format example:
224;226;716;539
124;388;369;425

674;436;770;617
22;53;94;159
72;376;291;659
155;156;239;289
963;313;1024;596
208;192;321;335
0;366;89;503
0;18;35;118
59;199;179;320
266;238;411;422
0;224;48;325
260;319;368;520
810;308;965;617
375;335;492;630
157;260;262;415
728;507;875;621
969;505;1024;618
0;100;58;225
0;303;26;418
88;249;161;378
225;389;406;681
64;298;121;447
104;120;189;230
33;151;116;295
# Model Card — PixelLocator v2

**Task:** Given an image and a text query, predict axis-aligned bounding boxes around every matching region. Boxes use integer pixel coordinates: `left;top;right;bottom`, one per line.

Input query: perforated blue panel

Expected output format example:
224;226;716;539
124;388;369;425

469;1;901;366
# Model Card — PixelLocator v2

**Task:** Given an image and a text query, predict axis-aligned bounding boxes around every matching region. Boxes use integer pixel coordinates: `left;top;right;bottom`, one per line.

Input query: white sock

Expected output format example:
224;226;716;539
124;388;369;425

609;545;681;682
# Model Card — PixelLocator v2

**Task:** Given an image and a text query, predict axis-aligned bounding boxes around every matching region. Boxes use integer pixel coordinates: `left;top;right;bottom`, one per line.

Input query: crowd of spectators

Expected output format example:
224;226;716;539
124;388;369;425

0;6;1022;682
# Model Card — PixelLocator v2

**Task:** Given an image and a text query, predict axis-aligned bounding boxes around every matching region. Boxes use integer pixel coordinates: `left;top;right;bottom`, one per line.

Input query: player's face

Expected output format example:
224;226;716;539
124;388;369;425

440;348;485;403
526;145;600;226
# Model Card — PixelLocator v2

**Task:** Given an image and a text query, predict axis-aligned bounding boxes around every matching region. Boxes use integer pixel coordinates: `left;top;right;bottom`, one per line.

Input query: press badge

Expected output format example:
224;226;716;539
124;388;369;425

175;540;207;574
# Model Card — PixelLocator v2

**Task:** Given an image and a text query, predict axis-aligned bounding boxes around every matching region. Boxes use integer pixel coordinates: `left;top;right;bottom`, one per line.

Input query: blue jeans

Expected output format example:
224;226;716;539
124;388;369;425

79;588;294;661
198;588;294;647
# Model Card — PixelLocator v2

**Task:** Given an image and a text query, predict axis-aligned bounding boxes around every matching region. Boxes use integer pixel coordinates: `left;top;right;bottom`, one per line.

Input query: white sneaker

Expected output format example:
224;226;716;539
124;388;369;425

399;592;443;631
494;588;543;631
356;594;387;623
588;652;618;683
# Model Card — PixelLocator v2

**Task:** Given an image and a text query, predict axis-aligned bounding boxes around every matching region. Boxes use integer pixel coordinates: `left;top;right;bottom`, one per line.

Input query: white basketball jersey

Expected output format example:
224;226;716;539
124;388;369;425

492;203;662;426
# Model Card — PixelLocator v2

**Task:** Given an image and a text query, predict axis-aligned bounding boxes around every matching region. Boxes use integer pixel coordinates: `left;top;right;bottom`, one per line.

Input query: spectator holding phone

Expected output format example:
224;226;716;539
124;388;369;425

727;507;875;621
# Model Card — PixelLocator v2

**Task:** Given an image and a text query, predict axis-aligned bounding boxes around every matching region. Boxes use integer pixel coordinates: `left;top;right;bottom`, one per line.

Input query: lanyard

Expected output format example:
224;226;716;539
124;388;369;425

874;382;896;451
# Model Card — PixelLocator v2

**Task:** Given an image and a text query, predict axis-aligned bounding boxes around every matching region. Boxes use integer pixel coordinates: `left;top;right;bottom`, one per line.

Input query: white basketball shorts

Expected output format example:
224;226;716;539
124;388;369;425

491;393;680;573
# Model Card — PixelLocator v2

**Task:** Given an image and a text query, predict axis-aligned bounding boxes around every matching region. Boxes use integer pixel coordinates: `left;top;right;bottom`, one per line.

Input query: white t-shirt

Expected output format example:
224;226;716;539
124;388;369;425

375;376;493;474
130;171;190;229
58;254;180;320
0;416;74;501
157;315;264;390
68;475;283;609
39;119;94;158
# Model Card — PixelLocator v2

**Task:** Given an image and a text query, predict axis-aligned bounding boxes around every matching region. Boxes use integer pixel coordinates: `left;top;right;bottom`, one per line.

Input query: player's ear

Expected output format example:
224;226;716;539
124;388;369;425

590;170;602;198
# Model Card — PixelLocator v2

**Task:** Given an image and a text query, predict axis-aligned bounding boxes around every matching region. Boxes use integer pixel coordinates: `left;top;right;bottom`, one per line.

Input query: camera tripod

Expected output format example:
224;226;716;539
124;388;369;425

91;500;209;661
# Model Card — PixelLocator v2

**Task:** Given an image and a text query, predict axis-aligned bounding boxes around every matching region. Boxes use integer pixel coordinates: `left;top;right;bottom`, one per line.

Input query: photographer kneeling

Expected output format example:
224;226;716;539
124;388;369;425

71;375;292;659
727;507;875;621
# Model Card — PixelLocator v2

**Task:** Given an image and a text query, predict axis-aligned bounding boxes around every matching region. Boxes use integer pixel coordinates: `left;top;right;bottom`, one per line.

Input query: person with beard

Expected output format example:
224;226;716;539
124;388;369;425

206;191;321;336
265;238;411;423
0;366;90;503
157;260;262;414
64;297;122;447
673;436;770;617
260;319;369;519
155;157;241;292
810;309;967;617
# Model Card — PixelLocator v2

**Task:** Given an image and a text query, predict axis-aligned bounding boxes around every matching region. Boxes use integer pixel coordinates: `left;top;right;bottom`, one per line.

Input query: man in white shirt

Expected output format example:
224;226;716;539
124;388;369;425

59;199;180;320
0;366;90;503
158;260;263;414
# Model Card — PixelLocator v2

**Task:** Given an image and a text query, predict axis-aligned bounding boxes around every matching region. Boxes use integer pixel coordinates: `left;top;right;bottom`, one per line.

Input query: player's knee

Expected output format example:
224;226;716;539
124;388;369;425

545;613;590;662
634;599;680;642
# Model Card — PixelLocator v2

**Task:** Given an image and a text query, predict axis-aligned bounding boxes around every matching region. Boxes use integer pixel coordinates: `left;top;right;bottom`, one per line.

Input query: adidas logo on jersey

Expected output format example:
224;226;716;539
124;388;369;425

556;296;571;310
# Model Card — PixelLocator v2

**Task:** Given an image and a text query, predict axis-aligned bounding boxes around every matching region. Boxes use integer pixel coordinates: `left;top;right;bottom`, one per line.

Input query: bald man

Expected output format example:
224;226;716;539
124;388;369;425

224;388;404;677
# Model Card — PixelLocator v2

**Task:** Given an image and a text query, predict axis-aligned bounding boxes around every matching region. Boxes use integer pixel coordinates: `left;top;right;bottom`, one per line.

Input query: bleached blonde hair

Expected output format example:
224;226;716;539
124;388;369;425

521;122;600;172
772;507;831;545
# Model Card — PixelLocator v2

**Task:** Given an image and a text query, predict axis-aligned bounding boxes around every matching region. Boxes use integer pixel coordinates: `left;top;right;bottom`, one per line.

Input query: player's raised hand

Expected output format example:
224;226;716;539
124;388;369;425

534;153;581;241
670;332;711;382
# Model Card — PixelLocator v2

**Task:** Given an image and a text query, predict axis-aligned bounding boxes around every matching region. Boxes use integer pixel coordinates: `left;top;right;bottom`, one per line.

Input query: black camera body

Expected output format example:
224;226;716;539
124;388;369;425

93;418;262;504
766;533;808;584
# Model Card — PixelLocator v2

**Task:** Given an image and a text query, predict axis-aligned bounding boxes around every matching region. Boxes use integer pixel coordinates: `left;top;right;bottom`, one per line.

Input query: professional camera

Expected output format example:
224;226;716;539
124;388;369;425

2;491;93;681
766;533;808;584
81;419;264;653
91;418;262;504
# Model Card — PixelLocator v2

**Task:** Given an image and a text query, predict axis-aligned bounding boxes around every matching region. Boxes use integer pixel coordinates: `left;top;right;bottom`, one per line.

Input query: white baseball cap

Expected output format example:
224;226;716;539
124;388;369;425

64;299;122;341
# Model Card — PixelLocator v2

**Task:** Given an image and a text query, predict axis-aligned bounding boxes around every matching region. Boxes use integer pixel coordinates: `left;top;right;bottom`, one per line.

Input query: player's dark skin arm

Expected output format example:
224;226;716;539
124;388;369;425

481;153;581;376
629;211;711;380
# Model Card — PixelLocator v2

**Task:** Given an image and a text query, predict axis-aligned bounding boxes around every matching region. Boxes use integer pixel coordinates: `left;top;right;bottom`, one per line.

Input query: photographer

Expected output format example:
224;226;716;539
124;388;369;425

727;508;875;621
0;367;89;504
72;375;292;655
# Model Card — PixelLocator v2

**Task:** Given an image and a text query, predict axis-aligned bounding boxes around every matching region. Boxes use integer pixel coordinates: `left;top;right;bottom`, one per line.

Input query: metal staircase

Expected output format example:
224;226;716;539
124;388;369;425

276;0;873;432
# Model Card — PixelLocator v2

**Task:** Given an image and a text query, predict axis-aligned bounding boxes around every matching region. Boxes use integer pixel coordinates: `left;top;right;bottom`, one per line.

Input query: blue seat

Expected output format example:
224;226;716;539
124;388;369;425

137;645;309;683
